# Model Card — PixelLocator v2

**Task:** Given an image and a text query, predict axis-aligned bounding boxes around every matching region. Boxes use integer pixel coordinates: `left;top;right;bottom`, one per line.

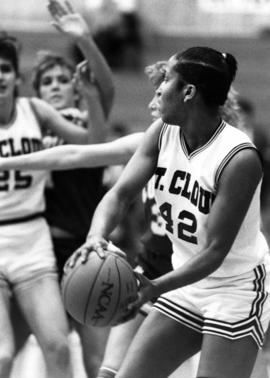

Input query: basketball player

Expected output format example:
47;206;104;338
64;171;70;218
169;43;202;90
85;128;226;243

0;59;244;378
0;0;109;374
0;34;91;378
30;1;114;376
66;47;270;378
9;0;114;377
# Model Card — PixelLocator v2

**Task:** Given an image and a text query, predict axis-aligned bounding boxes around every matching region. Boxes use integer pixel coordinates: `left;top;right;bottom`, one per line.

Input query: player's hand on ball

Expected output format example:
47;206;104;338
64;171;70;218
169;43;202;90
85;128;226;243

112;273;156;325
62;249;138;327
64;235;109;271
130;273;157;311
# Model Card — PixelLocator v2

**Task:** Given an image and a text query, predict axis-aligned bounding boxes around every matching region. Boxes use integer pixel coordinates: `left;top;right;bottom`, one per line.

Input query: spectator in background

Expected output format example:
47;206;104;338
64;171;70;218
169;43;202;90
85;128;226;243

113;0;143;69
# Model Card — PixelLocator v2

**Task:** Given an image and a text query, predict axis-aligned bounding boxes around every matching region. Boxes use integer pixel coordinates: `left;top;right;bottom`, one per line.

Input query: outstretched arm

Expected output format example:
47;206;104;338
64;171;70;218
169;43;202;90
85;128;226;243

30;97;105;145
48;0;114;118
0;133;143;171
70;119;163;263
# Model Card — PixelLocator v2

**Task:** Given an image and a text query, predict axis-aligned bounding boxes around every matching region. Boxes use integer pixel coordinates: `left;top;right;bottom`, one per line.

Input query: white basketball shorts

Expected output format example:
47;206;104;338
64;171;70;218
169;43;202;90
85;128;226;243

0;217;57;294
153;261;270;348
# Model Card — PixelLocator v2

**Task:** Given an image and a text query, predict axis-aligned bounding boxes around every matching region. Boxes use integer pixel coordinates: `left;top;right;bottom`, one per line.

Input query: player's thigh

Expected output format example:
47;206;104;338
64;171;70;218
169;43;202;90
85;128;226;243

102;312;145;370
117;309;202;378
15;275;69;342
169;352;200;378
198;334;258;378
10;298;31;353
0;288;15;355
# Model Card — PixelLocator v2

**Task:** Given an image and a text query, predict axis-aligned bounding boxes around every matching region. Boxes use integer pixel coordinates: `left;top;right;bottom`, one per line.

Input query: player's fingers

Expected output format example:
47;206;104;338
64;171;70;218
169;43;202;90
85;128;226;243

133;271;148;289
75;61;88;79
80;245;95;262
64;0;74;13
65;250;81;269
50;22;62;33
127;289;147;314
48;0;68;18
76;60;86;72
94;245;106;259
47;2;57;20
76;61;96;85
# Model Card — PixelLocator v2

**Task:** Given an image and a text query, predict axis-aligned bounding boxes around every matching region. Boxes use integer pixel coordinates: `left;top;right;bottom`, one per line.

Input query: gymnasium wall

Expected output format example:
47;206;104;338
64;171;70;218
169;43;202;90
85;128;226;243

1;0;270;36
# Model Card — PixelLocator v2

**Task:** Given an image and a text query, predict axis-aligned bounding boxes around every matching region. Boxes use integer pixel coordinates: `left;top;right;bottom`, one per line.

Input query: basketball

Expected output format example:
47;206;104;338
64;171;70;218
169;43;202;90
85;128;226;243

61;247;138;327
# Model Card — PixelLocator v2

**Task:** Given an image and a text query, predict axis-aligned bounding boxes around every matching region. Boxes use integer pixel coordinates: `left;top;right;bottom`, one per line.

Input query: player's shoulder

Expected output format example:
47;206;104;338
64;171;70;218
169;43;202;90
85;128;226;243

15;96;43;121
143;118;164;147
146;118;164;136
223;121;254;143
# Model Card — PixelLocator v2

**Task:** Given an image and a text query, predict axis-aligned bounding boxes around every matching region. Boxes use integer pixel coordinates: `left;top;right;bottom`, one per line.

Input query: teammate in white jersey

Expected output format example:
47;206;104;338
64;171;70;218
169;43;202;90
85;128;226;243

0;2;107;375
65;46;270;378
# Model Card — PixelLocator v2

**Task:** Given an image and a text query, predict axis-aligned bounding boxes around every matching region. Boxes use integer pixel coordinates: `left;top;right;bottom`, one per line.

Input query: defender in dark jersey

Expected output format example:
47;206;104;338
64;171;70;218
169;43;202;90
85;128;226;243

31;1;114;375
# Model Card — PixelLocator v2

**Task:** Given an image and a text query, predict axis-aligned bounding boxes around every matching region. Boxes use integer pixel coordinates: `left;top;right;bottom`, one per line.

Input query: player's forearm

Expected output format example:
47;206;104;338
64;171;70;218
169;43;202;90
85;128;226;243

76;35;114;117
84;91;107;144
152;245;226;297
0;143;133;171
87;189;131;240
0;145;78;171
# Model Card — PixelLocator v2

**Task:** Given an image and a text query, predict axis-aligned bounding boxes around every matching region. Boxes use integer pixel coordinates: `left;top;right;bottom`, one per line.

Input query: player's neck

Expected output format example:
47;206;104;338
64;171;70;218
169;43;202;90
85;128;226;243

0;97;16;126
182;114;221;152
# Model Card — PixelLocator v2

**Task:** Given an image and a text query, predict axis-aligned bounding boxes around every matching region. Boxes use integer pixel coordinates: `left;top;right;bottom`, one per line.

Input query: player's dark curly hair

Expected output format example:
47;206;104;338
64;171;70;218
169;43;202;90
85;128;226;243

174;46;238;107
31;50;75;96
0;31;20;75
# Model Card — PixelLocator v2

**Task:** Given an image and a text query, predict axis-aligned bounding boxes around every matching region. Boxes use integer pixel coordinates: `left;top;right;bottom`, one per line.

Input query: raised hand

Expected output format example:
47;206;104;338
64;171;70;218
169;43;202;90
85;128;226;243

47;0;91;39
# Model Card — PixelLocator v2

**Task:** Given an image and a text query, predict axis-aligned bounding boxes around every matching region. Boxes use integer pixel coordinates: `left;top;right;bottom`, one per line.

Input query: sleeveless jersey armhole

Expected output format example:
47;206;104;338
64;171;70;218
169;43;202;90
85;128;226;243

158;123;168;151
214;143;258;189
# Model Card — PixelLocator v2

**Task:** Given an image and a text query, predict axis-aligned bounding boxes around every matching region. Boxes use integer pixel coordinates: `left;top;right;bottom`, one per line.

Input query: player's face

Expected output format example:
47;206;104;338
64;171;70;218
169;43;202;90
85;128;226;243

39;65;75;110
148;92;161;121
0;57;18;102
156;55;186;125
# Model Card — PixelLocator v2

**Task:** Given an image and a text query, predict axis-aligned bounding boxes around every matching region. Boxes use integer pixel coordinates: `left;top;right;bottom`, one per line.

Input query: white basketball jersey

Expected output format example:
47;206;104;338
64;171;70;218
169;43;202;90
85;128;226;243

0;98;47;221
155;121;269;277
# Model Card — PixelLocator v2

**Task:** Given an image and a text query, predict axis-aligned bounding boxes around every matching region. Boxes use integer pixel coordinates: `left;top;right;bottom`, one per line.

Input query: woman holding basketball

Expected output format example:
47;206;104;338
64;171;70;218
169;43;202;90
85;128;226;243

70;47;270;378
0;56;247;378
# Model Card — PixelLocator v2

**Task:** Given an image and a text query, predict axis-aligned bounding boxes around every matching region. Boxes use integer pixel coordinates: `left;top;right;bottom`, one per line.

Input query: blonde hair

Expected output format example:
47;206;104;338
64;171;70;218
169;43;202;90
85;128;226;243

220;86;244;128
144;61;167;89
